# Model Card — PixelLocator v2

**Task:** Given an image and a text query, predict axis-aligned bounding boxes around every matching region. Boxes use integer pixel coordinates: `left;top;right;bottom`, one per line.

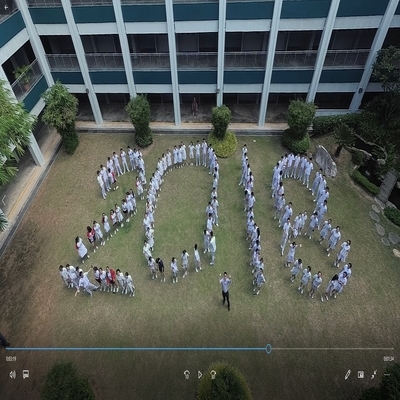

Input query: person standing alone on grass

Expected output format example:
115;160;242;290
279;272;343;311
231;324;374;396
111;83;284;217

219;272;232;311
208;231;216;265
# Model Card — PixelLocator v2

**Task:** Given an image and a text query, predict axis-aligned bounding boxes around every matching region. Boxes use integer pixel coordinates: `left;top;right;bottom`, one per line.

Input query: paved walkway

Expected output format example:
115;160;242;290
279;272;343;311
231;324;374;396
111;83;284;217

76;120;288;134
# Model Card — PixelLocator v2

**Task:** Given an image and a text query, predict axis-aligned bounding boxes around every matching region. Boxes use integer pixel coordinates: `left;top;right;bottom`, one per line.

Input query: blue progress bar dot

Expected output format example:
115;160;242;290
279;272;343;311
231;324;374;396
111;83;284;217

265;344;272;354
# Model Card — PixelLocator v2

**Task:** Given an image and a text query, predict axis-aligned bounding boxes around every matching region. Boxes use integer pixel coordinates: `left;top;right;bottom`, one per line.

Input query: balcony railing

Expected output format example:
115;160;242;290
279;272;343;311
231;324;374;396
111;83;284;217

47;54;80;71
131;53;170;69
0;0;18;23
225;52;267;69
86;53;125;69
11;59;43;102
324;49;370;68
70;0;112;5
27;0;62;7
274;49;370;69
177;52;217;69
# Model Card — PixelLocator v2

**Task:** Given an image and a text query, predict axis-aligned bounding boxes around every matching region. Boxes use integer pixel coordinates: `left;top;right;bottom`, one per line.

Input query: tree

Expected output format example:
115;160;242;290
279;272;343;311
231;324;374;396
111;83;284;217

42;81;79;154
211;105;231;140
196;362;252;400
126;95;153;148
0;79;35;231
333;121;355;157
373;46;400;94
41;361;95;400
287;99;316;140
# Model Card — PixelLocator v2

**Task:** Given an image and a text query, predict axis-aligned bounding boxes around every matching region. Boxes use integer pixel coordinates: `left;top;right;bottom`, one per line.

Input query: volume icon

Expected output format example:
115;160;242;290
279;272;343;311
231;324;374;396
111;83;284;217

9;370;16;379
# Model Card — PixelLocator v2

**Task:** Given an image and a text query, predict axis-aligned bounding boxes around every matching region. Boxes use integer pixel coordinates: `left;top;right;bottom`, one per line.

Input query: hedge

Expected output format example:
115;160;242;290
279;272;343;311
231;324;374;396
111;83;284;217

282;129;310;154
351;150;365;165
351;170;379;196
208;130;238;158
312;113;361;137
384;207;400;227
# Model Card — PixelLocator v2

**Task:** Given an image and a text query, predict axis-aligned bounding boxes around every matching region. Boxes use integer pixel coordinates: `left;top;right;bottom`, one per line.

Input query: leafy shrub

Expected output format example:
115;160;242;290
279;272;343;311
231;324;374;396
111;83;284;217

208;130;237;158
312;113;361;137
282;129;310;154
287;99;316;140
196;362;252;400
62;129;79;155
351;170;379;196
351;150;365;165
384;206;400;227
126;95;153;148
211;105;231;140
41;361;95;400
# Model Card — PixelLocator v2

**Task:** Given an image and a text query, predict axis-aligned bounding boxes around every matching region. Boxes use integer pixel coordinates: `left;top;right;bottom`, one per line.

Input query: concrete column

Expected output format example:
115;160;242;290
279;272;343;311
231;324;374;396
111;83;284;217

15;0;54;87
60;0;103;124
258;0;283;127
306;0;340;103
0;66;44;166
217;0;227;106
28;132;45;166
165;0;181;126
112;0;136;98
349;0;400;111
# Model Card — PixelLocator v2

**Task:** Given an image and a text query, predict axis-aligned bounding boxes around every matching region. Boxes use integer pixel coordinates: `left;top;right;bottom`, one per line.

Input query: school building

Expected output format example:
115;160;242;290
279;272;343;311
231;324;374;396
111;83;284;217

1;0;400;165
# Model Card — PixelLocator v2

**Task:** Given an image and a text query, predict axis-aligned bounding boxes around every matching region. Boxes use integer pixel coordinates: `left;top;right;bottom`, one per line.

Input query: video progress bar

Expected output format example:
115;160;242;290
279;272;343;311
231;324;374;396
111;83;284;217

6;346;394;352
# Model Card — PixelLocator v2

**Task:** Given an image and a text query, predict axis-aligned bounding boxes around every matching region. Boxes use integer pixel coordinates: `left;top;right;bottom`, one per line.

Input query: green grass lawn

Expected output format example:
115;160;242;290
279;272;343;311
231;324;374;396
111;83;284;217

0;133;399;400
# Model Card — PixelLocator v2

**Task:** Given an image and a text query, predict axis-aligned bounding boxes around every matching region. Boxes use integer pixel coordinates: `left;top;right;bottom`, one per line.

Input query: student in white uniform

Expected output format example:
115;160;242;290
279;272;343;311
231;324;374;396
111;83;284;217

291;154;301;179
340;263;352;281
315;174;327;200
298;266;312;294
127;146;135;171
208;231;216;265
304;212;319;239
75;269;99;297
100;164;110;191
97;170;107;200
279;202;292;228
115;204;124;228
318;219;332;244
107;156;114;174
321;273;338;301
102;213;112;240
211;196;219;227
291;212;302;239
93;220;105;246
310;169;322;195
298;210;308;236
326;226;341;257
177;145;183;168
98;267;107;292
303;158;314;188
309;271;322;299
124;272;135;297
145;226;155;252
274;193;286;221
203;229;210;253
136;176;144;200
206;213;214;232
180;141;187;165
253;268;266;295
181;250;189;278
290;259;303;283
120;148;130;173
148;256;158;280
166;149;172;173
116;269;126;294
331;271;348;298
316;200;328;230
188;141;195;165
195;140;201;166
334;240;351;269
171;257;179;283
112;151;123;176
285;242;302;268
59;265;70;287
194;244;202;272
75;236;89;264
201;139;208;166
280;218;292;256
143;240;152;261
66;264;78;290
